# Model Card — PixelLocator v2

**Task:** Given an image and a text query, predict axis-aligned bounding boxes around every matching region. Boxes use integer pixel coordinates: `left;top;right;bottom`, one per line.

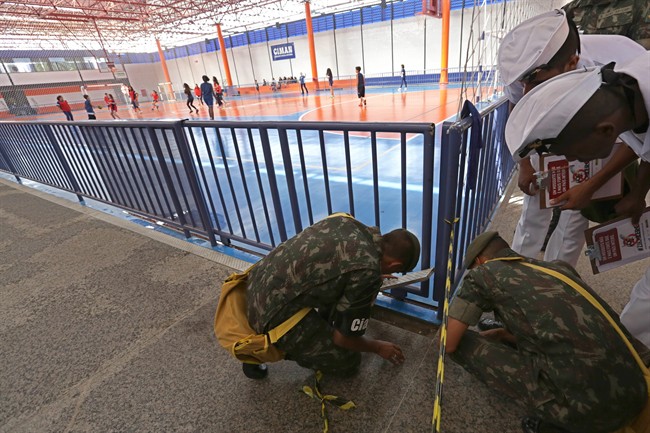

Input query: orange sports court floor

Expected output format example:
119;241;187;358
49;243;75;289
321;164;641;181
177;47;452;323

23;85;490;125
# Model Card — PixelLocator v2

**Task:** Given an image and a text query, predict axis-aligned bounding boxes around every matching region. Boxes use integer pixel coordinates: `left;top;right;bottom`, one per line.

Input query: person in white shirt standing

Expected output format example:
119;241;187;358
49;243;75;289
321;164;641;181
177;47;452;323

505;51;650;348
498;10;645;269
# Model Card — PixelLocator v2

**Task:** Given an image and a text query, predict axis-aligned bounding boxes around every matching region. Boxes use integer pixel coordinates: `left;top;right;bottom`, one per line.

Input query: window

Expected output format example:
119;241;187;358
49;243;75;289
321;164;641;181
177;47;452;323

49;57;76;71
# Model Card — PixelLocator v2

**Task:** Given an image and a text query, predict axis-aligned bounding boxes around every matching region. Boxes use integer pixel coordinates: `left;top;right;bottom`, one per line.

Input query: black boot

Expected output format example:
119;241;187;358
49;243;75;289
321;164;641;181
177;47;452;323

242;363;268;380
521;417;570;433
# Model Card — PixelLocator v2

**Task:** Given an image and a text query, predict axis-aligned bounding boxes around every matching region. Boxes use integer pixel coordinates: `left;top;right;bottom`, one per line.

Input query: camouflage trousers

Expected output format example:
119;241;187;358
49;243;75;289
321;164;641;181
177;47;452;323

450;331;645;433
274;309;361;377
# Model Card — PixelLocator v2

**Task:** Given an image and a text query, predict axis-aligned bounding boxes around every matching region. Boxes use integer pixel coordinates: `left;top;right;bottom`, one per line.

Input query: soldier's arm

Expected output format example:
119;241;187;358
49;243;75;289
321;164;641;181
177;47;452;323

615;160;650;224
446;318;469;353
332;330;404;365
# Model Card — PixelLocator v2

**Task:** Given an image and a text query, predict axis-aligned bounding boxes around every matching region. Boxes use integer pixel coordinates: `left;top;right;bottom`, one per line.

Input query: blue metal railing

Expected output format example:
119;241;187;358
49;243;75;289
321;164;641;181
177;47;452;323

433;99;515;316
0;98;513;320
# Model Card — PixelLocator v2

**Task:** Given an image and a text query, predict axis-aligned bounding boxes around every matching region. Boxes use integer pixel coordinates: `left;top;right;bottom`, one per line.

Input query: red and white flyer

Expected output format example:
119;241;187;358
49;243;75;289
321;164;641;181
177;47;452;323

584;207;650;274
537;144;624;209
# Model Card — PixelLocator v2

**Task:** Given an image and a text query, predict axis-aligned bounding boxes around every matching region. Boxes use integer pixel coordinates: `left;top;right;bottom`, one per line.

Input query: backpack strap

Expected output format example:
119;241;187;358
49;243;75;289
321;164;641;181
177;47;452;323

267;307;312;344
518;261;650;383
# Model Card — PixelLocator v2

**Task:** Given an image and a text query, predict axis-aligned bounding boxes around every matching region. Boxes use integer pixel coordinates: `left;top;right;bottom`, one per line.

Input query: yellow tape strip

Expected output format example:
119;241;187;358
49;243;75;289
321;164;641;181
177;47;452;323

432;217;459;433
301;370;356;433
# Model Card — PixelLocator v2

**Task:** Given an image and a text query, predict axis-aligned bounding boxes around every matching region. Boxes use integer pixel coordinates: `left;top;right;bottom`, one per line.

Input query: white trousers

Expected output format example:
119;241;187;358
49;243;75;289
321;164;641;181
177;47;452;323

621;267;650;348
511;155;589;267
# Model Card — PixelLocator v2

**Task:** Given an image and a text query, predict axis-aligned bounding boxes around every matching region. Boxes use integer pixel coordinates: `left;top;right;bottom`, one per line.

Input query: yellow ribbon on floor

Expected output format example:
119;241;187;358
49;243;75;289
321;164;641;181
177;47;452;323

301;370;356;433
432;217;459;433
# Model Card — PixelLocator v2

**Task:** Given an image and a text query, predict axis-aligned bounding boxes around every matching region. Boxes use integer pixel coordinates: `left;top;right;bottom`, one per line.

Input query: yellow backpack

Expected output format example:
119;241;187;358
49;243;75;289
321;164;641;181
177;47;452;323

213;268;310;365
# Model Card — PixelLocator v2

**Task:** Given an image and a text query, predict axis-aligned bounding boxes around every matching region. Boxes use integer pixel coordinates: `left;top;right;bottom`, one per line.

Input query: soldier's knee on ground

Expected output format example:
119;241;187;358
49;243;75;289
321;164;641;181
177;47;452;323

319;351;361;378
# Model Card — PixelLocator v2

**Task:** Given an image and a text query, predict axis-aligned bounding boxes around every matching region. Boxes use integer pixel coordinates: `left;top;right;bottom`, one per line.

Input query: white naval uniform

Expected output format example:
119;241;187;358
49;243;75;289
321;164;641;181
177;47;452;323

615;52;650;348
508;35;647;267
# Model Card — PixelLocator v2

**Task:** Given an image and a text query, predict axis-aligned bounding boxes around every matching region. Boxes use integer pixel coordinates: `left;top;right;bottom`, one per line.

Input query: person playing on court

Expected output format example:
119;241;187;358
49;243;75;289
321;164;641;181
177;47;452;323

505;52;650;350
83;95;96;120
243;213;420;380
446;231;648;433
151;90;160;111
183;83;198;114
107;94;120;119
356;66;366;107
212;77;225;107
194;84;203;105
200;76;215;119
299;72;308;95
326;68;334;98
399;64;407;91
56;95;73;121
128;86;142;114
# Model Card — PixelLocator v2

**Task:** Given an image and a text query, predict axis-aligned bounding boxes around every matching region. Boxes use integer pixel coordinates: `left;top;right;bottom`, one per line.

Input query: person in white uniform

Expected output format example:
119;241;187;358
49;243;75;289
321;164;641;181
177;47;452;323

504;52;650;348
498;9;645;267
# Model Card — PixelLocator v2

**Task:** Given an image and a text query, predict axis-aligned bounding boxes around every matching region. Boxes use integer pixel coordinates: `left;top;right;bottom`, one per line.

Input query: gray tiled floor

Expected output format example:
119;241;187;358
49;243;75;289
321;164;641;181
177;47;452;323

1;176;646;433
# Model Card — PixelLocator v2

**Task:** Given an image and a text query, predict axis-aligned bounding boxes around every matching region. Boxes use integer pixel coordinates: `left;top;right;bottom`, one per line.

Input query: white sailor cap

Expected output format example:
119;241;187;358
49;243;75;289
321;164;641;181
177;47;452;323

504;65;603;161
498;9;570;86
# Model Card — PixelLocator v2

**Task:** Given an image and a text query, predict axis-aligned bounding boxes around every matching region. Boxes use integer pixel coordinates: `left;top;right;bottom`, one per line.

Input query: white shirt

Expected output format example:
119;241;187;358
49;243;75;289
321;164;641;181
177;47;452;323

615;52;650;162
505;34;647;104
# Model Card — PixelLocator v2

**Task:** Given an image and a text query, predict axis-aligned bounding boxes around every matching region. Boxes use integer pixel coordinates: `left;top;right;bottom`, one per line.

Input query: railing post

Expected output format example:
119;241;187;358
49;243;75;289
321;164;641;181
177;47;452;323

419;124;436;298
146;126;192;239
43;124;84;202
433;122;462;320
0;137;21;183
172;122;218;247
278;128;303;235
259;127;288;242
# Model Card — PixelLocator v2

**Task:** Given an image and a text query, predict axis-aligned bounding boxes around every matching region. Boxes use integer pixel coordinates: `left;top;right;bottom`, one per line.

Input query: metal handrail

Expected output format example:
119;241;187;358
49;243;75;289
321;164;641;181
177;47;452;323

0;99;513;321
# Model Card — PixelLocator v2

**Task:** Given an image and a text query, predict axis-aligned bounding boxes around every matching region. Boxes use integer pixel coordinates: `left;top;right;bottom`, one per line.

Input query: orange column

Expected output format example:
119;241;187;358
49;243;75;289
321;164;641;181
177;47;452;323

439;0;450;84
216;23;233;87
304;1;319;89
156;38;175;101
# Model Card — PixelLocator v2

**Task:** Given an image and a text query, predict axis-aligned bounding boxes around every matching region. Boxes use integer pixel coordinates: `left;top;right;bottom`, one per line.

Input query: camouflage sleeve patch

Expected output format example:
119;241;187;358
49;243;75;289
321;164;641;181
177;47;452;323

448;297;483;326
332;305;372;337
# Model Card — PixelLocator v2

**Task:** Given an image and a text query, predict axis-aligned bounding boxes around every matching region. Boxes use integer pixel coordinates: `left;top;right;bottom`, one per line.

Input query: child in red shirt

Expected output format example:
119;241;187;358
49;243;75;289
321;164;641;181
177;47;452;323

151;90;160;111
108;94;120;119
56;95;73;121
194;84;203;105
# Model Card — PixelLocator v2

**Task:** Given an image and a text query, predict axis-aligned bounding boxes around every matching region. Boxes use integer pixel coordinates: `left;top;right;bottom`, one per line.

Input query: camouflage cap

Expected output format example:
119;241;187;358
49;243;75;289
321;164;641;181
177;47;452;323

403;230;421;273
463;231;500;270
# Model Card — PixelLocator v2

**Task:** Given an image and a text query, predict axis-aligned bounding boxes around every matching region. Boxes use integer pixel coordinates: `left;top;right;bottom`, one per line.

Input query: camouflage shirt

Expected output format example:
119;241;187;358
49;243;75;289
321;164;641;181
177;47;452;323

564;0;650;49
246;215;382;337
449;248;646;407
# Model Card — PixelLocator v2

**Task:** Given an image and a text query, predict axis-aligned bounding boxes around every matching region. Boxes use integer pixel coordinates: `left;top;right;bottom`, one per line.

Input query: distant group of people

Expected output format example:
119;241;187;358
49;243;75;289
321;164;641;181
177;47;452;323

56;84;164;121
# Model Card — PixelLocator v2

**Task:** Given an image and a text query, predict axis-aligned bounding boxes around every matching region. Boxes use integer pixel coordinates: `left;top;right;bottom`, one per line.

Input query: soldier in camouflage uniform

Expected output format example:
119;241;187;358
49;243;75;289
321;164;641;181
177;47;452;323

564;0;650;49
446;231;648;433
245;214;420;379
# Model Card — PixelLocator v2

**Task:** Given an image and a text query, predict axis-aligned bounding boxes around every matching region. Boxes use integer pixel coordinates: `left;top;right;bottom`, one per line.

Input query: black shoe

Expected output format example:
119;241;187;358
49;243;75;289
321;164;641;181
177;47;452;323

522;417;541;433
521;417;570;433
477;318;505;331
242;363;268;380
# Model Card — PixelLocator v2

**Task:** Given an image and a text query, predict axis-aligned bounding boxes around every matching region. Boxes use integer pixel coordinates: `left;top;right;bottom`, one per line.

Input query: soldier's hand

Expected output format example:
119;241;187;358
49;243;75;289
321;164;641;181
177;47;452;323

375;341;405;365
479;328;517;345
550;180;598;210
518;158;538;196
615;192;646;225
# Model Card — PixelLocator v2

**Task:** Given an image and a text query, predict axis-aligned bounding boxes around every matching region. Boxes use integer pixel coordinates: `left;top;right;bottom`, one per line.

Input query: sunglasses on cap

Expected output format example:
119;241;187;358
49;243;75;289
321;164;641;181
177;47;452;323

520;64;552;85
518;138;560;159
